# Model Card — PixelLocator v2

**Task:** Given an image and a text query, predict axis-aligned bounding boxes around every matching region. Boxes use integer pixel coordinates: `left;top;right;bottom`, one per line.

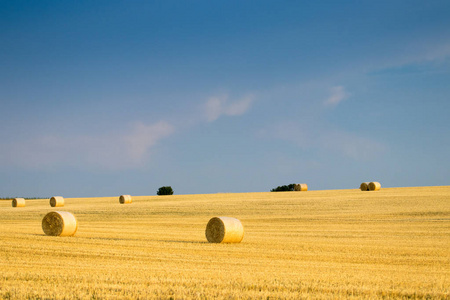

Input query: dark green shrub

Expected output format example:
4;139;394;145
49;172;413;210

157;186;174;195
270;184;295;192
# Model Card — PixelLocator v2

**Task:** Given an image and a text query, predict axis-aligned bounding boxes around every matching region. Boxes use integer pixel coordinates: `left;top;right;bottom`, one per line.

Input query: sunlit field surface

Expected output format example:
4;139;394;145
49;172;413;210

1;186;449;299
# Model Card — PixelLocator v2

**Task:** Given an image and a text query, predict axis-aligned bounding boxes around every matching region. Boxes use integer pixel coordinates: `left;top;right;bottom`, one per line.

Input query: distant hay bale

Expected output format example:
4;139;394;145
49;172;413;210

360;182;370;191
369;181;381;191
50;196;64;207
42;211;78;236
294;183;308;191
119;195;132;204
205;217;244;243
12;198;26;207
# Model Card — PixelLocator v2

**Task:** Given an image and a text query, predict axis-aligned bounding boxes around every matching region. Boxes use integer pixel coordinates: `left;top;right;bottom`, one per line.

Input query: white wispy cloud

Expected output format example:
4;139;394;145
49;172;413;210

368;40;450;75
123;121;175;163
0;121;175;170
205;96;225;122
317;129;386;160
324;86;350;107
260;121;386;160
1;89;258;171
422;42;450;62
204;94;255;122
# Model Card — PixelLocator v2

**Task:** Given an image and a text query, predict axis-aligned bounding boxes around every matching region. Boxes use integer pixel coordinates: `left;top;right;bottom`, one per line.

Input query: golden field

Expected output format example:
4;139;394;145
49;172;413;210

1;186;449;299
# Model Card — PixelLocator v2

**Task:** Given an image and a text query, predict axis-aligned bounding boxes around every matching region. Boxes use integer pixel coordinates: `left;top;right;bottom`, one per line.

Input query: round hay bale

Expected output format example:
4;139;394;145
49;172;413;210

294;183;308;191
119;195;132;204
205;217;244;243
369;181;381;191
360;182;370;191
50;196;64;207
42;211;78;236
12;198;26;207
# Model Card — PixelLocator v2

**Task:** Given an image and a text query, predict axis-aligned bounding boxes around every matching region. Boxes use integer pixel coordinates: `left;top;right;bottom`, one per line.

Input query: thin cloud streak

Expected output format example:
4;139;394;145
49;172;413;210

367;40;450;75
124;121;175;163
204;94;255;122
324;86;349;107
0;121;175;170
260;121;386;161
317;129;386;160
0;90;257;171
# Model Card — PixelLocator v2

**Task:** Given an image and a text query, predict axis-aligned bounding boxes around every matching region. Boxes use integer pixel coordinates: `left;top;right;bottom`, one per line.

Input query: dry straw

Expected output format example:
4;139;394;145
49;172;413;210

360;182;370;191
12;198;26;207
369;181;381;191
50;196;64;207
42;211;78;236
205;217;244;243
119;195;132;204
294;183;308;191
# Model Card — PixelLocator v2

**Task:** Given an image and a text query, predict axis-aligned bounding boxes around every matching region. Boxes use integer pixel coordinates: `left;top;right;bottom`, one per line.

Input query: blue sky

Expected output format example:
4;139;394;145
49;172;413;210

1;1;449;197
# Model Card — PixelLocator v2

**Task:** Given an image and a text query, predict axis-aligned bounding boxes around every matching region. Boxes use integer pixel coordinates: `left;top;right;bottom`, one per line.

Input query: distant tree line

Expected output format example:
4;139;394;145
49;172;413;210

0;197;43;200
271;184;296;192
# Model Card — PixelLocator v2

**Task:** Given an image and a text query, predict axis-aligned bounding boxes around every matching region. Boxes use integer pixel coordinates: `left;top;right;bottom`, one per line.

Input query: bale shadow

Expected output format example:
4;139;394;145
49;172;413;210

155;239;208;244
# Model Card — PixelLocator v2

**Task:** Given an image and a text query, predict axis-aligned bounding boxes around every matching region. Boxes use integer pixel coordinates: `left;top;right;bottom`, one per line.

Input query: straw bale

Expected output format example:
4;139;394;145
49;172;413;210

205;216;244;243
12;198;26;207
42;211;78;236
119;195;132;204
369;181;381;191
294;183;308;191
50;196;64;207
360;182;370;191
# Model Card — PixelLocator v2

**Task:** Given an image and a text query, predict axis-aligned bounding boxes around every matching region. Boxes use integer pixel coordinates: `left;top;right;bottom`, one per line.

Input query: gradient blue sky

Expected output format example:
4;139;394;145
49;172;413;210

1;1;449;197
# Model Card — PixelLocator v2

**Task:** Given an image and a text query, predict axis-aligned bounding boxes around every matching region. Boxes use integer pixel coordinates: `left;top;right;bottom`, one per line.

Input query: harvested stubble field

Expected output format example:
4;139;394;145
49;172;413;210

1;186;449;299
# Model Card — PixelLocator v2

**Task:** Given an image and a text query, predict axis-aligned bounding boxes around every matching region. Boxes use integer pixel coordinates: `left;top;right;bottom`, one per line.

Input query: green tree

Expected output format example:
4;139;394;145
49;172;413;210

270;184;295;192
157;186;174;195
